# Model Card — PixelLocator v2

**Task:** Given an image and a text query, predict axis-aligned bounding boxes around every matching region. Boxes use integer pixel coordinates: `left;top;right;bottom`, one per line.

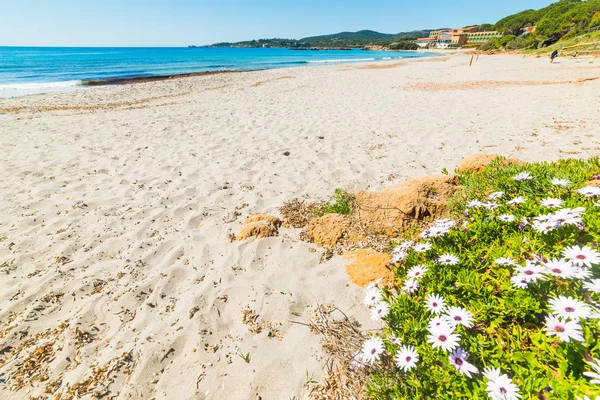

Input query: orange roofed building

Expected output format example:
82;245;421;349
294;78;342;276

423;26;503;48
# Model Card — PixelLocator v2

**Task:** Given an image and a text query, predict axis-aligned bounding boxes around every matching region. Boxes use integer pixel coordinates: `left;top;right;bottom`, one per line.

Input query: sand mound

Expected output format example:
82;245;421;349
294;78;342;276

458;153;523;173
353;175;459;238
306;214;350;247
236;214;282;241
343;249;394;287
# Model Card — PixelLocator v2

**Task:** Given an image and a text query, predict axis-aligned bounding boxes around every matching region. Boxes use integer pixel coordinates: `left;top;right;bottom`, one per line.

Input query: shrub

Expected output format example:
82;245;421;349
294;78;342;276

388;41;419;51
359;157;600;399
313;188;354;216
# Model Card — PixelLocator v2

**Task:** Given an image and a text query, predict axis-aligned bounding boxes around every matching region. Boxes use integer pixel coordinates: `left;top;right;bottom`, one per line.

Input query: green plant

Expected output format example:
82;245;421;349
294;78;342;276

313;189;354;217
237;351;251;364
362;157;600;399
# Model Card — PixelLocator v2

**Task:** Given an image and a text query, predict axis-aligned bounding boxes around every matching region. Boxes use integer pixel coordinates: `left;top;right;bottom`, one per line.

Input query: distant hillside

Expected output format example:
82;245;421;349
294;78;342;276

203;29;432;48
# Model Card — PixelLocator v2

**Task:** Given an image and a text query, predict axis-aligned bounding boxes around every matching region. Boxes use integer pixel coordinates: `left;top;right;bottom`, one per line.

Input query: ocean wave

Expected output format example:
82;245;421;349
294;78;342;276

0;80;81;98
307;58;376;63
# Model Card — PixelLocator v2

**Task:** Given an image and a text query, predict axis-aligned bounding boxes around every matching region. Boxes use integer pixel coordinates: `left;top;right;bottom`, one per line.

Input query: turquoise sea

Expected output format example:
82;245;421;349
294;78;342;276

0;47;437;97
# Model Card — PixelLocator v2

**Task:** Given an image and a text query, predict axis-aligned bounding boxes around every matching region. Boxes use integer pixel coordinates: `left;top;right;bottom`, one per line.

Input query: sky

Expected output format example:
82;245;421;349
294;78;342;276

0;0;554;47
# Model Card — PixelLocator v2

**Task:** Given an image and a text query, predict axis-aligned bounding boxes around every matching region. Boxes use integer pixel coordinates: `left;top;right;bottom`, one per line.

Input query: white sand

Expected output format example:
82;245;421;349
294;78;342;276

0;53;599;399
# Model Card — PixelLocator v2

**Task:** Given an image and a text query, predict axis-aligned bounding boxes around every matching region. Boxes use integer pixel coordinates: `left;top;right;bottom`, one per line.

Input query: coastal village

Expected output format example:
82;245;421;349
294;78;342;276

415;25;535;49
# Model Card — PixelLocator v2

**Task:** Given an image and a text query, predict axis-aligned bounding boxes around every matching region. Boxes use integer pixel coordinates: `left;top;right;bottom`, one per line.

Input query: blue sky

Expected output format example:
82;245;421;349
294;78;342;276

1;0;553;47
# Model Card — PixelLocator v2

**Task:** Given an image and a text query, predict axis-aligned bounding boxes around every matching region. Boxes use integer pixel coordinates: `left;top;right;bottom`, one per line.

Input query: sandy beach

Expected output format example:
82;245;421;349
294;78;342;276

1;53;599;399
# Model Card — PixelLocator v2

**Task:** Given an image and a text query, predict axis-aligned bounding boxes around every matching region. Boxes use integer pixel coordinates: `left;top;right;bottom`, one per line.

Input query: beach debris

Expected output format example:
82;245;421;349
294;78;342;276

457;153;523;173
279;198;319;228
343;249;394;287
306;214;350;248
283;151;290;156
236;214;282;241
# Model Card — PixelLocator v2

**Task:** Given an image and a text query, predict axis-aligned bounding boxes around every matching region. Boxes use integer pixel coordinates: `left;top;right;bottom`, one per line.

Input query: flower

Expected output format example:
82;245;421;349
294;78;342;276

439;254;460;266
484;202;501;210
495;257;516;266
449;348;479;378
583;358;600;385
548;296;591;320
543;315;584;342
562;245;600;268
467;200;485;208
513;172;533;181
498;214;516;222
428;315;452;329
578;186;600;197
413;242;432;253
506;197;526;206
486;373;521;400
360;337;384;364
510;274;529;289
488;191;504;200
387;333;402;345
541;198;564;208
482;367;502;382
445;306;475;328
425;293;446;314
550;178;571;187
370;302;390;321
394;345;419;372
402;279;420;294
364;287;382;307
427;323;460;352
584;279;600;293
544;258;576;279
515;261;546;283
407;265;428;280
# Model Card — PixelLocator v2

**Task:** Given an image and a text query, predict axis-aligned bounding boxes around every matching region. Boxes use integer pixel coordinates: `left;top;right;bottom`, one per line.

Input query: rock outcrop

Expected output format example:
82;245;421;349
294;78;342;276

344;249;394;287
458;153;523;173
306;214;350;247
352;175;459;238
236;214;282;241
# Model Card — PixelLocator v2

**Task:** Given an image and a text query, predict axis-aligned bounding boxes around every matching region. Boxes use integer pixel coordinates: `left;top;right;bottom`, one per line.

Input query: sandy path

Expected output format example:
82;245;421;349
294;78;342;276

0;53;599;399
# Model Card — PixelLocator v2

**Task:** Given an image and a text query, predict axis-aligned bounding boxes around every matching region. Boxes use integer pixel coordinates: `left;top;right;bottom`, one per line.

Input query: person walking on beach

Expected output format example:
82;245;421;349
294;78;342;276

551;50;559;63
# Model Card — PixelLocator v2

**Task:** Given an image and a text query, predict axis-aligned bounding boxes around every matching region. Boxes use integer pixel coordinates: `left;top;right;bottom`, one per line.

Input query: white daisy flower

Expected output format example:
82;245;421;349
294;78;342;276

482;367;502;382
515;262;546;283
510;274;529;289
544;315;584;342
578;186;600;197
550;178;571;187
387;333;402;345
467;200;485;208
498;214;516;222
532;220;558;233
445;306;475;328
425;293;446;314
402;279;420;294
488;191;504;200
573;266;592;280
427;225;451;238
549;296;591;320
495;257;516;266
449;348;479;378
394;344;419;372
407;265;428;280
506;197;526;206
360;337;384;364
439;254;460;266
541;198;564;208
484;202;501;210
364;287;382;307
583;358;600;384
544;258;576;279
584;279;600;293
562;245;600;268
486;373;521;400
370;302;390;321
427;323;460;353
413;242;432;253
391;247;408;264
513;172;533;181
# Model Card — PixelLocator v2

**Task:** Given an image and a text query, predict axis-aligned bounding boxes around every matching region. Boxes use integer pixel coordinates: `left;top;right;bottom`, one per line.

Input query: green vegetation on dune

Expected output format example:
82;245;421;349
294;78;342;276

360;157;600;399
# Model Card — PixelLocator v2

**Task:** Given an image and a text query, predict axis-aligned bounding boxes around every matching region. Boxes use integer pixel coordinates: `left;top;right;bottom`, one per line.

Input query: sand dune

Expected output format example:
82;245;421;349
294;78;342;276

0;53;599;399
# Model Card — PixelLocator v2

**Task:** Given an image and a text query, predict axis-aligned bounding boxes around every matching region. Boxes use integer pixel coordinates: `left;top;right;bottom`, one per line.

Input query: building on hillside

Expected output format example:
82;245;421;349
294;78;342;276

416;37;438;48
520;26;536;36
465;31;503;46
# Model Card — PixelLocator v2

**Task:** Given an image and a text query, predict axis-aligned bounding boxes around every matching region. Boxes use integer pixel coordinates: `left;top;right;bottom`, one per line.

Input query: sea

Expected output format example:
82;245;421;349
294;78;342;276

0;47;437;98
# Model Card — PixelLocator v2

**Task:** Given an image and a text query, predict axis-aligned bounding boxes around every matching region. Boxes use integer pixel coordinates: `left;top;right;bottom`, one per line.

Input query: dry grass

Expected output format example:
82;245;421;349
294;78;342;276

280;198;320;228
306;304;368;400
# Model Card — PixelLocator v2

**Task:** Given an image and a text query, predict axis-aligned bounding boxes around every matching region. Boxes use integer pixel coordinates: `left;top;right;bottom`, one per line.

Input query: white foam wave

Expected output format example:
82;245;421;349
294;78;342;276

0;80;82;98
307;57;376;64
